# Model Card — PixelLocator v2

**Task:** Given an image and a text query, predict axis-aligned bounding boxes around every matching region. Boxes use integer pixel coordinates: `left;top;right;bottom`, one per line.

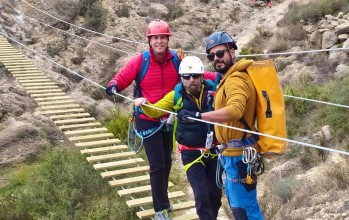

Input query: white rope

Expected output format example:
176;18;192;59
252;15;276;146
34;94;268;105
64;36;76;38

21;0;349;57
1;31;349;157
21;0;148;47
7;5;349;109
5;7;135;55
285;95;349;109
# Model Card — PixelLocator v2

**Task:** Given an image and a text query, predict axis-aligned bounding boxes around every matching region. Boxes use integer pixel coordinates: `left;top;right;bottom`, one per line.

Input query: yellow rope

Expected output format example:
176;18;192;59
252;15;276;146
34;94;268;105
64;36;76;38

183;151;218;172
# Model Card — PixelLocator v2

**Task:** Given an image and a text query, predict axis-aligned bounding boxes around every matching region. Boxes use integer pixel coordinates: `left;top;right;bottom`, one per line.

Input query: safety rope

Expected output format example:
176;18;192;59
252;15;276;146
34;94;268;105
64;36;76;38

183;150;218;172
17;1;349;57
1;31;349;157
21;0;147;46
3;4;349;110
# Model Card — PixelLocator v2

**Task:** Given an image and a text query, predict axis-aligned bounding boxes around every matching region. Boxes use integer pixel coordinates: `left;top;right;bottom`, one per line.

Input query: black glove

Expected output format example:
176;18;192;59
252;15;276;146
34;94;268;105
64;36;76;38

106;84;118;95
177;109;201;122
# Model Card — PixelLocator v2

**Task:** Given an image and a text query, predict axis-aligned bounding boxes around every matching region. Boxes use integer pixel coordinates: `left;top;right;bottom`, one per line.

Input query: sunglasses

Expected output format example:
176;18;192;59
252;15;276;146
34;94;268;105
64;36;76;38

181;74;201;80
207;49;228;61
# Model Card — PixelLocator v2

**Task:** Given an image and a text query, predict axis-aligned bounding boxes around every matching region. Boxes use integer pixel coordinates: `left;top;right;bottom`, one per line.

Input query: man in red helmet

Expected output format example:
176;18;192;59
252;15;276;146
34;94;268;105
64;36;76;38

105;19;179;220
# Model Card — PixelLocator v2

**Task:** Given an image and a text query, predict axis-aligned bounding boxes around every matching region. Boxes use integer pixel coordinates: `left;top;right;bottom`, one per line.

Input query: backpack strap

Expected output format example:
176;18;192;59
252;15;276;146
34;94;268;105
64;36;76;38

169;49;180;73
136;50;150;85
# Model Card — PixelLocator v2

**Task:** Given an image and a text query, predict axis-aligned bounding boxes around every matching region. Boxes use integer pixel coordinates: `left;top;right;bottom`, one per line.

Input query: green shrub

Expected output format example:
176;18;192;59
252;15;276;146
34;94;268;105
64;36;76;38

103;110;131;143
0;148;134;219
164;3;184;21
80;0;99;15
115;3;130;18
278;0;349;25
84;2;108;32
271;177;297;203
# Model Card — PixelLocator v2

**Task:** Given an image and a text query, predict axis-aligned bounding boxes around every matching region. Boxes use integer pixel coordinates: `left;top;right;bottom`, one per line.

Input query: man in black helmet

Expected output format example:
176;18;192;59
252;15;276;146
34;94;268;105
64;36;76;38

178;32;264;220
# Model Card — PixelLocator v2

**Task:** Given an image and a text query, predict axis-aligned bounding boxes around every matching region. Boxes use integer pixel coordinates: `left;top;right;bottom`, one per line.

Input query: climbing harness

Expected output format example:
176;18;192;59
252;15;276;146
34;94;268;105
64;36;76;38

183;150;217;172
127;116;169;154
215;136;265;187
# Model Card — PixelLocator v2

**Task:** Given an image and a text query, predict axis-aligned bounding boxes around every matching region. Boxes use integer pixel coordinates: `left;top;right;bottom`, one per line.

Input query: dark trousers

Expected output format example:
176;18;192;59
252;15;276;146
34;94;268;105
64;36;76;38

136;118;173;212
181;150;222;220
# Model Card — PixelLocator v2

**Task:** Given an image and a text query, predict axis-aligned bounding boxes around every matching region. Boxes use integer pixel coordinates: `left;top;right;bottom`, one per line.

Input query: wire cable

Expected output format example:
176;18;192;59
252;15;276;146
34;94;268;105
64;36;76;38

21;0;349;58
21;0;148;47
1;31;349;157
4;5;349;110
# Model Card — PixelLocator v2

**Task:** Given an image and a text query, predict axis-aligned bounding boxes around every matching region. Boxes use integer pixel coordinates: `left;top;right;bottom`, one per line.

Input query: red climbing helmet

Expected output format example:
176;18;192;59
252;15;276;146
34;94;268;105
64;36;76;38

146;19;172;37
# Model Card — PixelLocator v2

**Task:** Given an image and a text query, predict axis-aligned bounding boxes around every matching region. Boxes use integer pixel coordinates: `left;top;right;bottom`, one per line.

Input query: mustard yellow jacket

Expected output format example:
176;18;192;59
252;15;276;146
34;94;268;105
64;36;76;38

214;59;257;156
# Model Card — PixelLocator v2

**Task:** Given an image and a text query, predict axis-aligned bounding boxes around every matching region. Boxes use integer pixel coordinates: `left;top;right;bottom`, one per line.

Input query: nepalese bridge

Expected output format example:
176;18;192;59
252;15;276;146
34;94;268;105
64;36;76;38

0;36;199;220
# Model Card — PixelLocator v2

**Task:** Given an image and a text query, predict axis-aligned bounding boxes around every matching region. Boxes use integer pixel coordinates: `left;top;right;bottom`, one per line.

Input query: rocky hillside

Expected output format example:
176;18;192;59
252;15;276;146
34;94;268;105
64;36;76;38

1;0;349;219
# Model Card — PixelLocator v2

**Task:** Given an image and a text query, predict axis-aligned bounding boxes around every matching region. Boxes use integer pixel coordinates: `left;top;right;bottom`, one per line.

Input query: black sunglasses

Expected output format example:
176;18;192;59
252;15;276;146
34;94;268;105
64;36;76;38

181;74;201;80
207;49;228;61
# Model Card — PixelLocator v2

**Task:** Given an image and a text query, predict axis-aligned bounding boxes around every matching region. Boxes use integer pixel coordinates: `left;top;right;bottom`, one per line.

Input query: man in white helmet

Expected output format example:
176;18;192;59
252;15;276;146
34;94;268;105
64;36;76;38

134;56;222;220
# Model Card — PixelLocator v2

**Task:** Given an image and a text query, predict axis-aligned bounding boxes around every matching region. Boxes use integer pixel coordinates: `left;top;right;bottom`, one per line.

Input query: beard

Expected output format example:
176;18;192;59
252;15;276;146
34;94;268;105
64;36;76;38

213;59;233;74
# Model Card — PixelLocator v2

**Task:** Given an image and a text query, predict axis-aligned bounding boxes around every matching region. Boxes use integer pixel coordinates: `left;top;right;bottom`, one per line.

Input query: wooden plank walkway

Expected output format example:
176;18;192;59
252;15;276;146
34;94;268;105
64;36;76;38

0;36;198;219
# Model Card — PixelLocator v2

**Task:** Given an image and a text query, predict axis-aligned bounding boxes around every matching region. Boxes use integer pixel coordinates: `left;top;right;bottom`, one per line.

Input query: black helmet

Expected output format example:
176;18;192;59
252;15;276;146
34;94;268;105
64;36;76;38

205;31;238;53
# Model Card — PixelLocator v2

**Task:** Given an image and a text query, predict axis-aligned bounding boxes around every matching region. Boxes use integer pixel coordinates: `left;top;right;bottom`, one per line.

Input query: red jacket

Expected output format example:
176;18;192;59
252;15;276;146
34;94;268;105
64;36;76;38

107;48;179;104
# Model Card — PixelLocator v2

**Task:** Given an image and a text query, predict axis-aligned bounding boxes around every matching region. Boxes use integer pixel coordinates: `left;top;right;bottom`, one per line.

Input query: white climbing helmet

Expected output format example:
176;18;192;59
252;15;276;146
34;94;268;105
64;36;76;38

178;56;205;75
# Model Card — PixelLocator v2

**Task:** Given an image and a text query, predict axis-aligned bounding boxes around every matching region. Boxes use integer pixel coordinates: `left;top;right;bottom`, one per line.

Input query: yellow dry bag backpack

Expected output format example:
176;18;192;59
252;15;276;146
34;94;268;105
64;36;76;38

245;59;287;155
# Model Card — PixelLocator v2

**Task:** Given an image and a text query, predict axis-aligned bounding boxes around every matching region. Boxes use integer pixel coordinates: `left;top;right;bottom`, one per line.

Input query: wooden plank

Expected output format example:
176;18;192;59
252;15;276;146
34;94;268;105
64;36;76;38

1;56;28;62
86;151;134;163
2;61;32;65
18;79;51;83
3;64;35;67
68;133;114;142
136;201;196;219
27;89;63;94
173;213;199;220
21;82;56;86
50;113;90;120
100;166;149;178
12;71;43;74
64;127;108;136
58;122;102;131
82;145;130;155
40;108;85;115
127;191;185;208
8;67;38;71
34;96;71;101
75;138;121;148
40;104;81;110
93;157;144;170
0;54;25;58
13;74;45;78
117;182;174;196
15;76;47;80
0;57;27;61
54;117;95;125
109;175;150;187
37;100;75;106
31;92;66;97
23;85;59;90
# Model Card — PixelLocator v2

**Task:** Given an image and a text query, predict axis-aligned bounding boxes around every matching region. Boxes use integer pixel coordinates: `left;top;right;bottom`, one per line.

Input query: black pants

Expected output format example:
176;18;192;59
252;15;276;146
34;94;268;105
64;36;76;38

136;118;173;212
181;150;222;220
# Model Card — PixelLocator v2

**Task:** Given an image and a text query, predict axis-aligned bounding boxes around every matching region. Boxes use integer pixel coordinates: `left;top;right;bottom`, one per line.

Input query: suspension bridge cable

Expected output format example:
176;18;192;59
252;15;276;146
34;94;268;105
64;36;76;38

2;5;349;109
21;0;148;47
21;0;349;57
4;6;135;55
284;95;349;109
1;31;348;157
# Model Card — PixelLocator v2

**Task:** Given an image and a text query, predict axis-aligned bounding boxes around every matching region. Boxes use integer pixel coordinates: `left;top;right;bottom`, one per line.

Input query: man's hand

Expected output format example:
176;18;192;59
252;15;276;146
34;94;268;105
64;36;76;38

106;84;118;95
134;97;147;107
177;109;201;122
